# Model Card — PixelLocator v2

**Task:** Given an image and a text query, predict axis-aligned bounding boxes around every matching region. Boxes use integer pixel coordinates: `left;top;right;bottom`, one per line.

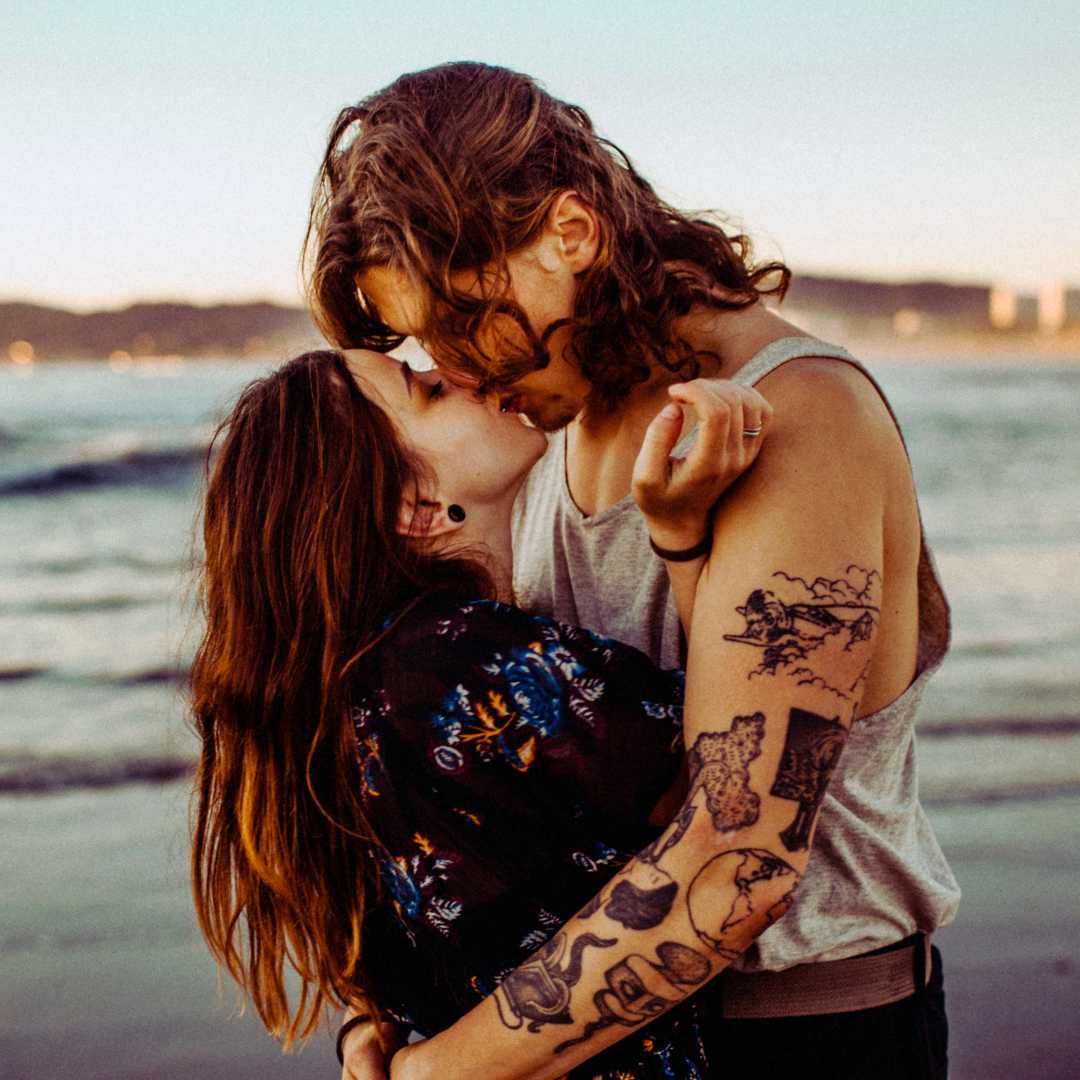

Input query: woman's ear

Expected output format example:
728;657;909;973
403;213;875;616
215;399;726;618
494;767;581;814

395;498;466;542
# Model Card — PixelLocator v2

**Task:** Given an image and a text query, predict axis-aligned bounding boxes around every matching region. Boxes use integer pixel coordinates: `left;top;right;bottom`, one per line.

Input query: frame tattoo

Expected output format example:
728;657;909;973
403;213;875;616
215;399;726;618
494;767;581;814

770;707;847;851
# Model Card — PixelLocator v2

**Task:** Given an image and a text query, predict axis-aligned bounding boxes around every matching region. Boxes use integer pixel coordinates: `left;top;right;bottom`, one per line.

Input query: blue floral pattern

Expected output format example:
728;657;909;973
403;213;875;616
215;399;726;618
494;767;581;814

351;593;709;1078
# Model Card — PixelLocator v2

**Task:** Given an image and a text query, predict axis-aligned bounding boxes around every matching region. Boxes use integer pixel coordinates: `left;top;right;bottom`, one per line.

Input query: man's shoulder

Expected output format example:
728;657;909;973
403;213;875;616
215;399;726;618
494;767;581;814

755;355;903;467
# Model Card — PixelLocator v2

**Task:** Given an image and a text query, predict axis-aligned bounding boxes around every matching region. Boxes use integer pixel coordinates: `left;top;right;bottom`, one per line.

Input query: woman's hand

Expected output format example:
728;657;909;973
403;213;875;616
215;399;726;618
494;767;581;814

632;379;771;551
341;1014;409;1080
340;1022;388;1080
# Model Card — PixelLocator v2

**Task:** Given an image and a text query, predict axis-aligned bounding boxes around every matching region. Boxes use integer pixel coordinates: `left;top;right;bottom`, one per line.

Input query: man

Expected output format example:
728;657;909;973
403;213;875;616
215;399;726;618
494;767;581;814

313;62;959;1079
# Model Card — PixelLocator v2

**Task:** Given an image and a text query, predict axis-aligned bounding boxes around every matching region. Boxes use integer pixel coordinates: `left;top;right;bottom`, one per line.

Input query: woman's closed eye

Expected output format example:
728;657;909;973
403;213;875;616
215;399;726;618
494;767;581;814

427;379;445;401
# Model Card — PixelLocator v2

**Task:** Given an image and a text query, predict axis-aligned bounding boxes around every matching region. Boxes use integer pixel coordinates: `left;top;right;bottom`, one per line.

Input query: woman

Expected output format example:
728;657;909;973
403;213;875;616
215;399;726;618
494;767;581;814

190;347;770;1078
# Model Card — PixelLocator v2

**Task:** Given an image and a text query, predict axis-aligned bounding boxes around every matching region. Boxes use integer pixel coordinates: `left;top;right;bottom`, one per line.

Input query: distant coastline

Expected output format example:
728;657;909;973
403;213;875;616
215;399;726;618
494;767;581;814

3;272;1079;363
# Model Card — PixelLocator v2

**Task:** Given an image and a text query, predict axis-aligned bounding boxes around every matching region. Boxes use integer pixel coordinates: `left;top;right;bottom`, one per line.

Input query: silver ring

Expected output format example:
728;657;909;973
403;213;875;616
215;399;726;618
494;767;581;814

743;427;763;438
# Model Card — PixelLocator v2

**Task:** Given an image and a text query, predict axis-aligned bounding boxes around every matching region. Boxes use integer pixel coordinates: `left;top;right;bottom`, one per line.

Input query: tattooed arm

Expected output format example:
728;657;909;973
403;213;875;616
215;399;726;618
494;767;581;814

391;362;910;1080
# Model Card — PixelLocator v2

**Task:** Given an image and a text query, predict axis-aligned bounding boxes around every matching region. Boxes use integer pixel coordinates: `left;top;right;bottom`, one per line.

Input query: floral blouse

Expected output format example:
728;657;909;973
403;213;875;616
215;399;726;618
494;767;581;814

352;592;713;1079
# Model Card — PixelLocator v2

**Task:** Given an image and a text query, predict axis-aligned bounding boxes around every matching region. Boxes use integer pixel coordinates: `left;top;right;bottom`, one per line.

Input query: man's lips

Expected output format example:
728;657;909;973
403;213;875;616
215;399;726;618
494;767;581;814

498;393;523;414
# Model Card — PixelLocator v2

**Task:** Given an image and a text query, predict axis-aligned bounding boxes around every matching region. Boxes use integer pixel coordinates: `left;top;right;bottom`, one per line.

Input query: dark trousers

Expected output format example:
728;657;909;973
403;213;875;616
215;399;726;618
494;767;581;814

702;944;948;1079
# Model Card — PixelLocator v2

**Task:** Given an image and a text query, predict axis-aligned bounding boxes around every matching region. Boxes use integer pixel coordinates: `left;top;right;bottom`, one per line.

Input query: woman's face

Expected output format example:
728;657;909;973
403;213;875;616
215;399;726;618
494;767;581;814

343;350;547;512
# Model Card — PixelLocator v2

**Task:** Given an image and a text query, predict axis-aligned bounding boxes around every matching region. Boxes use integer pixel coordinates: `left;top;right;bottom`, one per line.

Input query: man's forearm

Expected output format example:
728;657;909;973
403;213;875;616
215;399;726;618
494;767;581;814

395;782;800;1080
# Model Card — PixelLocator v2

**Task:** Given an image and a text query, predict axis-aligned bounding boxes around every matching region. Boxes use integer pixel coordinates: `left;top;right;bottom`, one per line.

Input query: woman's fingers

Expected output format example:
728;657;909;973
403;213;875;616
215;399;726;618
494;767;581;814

668;380;771;474
632;400;685;498
673;384;730;473
632;378;772;544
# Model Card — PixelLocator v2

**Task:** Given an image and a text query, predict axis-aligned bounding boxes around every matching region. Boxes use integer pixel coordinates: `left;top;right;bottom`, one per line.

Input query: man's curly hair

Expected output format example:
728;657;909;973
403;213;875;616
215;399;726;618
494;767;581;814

304;61;789;409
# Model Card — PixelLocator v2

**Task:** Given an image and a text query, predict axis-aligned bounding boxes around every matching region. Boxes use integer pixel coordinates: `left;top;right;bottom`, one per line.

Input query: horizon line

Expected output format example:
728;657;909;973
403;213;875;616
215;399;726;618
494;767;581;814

6;269;1075;317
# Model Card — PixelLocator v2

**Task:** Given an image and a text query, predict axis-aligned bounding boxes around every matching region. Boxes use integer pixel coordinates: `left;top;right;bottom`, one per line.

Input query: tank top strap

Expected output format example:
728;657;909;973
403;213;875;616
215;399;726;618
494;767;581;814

730;335;859;389
675;335;910;460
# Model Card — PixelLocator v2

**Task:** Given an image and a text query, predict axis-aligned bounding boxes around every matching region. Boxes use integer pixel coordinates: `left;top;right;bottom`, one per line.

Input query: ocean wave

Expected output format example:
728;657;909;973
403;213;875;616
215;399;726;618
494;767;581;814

919;715;1080;737
0;664;50;682
0;665;189;687
3;594;164;615
104;666;190;687
0;443;207;496
19;553;194;575
920;780;1080;807
0;752;195;795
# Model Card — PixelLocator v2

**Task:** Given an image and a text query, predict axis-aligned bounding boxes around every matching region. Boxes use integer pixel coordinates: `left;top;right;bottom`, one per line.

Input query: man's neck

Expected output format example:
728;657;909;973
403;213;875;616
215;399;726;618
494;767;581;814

576;303;809;437
674;302;813;378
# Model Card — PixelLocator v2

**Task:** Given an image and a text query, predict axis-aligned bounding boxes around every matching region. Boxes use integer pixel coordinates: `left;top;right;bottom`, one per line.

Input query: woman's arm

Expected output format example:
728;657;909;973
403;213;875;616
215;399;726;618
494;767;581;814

339;1005;409;1080
632;379;770;636
390;367;891;1080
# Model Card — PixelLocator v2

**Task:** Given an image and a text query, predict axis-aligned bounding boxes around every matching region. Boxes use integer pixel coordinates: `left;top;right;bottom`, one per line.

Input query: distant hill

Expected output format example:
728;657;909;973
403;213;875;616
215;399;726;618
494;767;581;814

787;274;990;327
1;275;1004;360
0;301;323;360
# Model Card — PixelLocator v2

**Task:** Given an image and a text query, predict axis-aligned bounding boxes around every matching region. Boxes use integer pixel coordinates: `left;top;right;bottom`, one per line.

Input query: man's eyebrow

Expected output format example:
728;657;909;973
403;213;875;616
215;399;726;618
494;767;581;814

400;363;413;398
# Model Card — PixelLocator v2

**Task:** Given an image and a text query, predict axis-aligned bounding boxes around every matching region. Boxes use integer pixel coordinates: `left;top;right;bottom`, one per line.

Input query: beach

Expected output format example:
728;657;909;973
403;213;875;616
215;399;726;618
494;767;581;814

2;356;1078;1078
3;780;1077;1080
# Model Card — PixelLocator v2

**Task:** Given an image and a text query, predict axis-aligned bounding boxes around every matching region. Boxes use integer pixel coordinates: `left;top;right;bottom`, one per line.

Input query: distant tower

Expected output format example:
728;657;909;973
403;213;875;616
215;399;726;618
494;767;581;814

989;286;1018;330
1038;283;1066;334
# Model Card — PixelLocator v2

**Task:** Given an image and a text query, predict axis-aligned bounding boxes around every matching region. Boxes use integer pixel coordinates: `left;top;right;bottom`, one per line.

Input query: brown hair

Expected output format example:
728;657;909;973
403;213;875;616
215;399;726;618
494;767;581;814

189;350;493;1046
305;61;789;407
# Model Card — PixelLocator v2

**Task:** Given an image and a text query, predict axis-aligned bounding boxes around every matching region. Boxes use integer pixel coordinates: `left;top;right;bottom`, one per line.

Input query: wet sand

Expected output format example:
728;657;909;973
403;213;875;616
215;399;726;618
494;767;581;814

2;781;1077;1079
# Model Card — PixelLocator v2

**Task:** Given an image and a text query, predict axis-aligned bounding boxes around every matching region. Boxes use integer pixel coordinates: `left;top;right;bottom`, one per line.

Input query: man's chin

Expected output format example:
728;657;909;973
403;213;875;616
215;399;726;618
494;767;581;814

528;407;579;433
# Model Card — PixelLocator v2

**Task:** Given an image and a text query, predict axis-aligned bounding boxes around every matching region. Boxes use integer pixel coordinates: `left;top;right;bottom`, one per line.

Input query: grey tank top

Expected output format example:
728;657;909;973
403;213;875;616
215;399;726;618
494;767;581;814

512;336;961;971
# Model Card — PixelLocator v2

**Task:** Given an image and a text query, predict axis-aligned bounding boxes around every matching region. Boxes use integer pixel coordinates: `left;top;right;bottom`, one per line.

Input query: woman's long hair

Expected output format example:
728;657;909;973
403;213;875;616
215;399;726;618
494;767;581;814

189;350;494;1046
304;61;790;407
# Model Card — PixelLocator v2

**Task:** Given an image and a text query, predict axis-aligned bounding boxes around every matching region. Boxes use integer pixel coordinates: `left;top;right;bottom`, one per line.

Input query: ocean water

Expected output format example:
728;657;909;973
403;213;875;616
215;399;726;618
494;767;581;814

1;358;1078;803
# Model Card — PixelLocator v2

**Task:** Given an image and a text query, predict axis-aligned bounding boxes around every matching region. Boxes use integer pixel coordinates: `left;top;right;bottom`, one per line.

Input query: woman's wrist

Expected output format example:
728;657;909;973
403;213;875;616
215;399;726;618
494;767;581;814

645;520;711;559
648;532;711;562
337;1013;376;1065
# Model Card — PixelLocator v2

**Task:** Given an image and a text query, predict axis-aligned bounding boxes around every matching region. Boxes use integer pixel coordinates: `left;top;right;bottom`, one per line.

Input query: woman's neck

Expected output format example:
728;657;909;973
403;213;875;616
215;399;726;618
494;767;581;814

443;499;517;603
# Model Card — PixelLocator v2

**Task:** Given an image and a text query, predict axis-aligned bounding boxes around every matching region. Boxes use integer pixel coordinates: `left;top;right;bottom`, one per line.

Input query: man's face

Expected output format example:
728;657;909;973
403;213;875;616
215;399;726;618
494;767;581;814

358;244;592;433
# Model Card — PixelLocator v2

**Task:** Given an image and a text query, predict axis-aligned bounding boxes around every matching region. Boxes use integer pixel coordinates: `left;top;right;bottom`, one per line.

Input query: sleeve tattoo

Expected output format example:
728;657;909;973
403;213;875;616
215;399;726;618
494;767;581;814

488;565;879;1059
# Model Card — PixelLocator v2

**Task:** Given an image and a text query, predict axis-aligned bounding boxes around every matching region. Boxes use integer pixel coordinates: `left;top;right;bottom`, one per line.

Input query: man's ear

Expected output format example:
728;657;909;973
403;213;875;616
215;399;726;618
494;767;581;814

542;190;600;274
395;498;465;541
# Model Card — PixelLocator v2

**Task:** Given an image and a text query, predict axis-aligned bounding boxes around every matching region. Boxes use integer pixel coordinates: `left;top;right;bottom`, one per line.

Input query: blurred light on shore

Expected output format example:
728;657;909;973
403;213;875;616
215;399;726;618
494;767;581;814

893;308;923;338
989;286;1018;330
8;340;35;365
108;349;134;372
1038;284;1066;334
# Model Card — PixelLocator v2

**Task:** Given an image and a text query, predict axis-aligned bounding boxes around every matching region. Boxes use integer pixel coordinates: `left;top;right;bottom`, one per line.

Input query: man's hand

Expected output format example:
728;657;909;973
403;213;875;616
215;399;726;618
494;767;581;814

632;379;771;551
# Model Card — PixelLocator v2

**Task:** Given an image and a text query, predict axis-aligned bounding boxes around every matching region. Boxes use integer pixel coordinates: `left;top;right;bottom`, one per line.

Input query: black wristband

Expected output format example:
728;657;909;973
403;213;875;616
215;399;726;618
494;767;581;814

336;1013;374;1065
649;533;711;562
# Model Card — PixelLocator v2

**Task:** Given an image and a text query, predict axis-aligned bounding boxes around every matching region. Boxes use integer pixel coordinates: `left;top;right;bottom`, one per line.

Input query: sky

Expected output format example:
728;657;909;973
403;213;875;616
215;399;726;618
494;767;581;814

2;0;1077;311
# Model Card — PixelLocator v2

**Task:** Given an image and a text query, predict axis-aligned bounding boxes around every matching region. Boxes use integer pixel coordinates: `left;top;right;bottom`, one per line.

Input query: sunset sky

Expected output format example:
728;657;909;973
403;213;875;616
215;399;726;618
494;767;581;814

4;0;1077;311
